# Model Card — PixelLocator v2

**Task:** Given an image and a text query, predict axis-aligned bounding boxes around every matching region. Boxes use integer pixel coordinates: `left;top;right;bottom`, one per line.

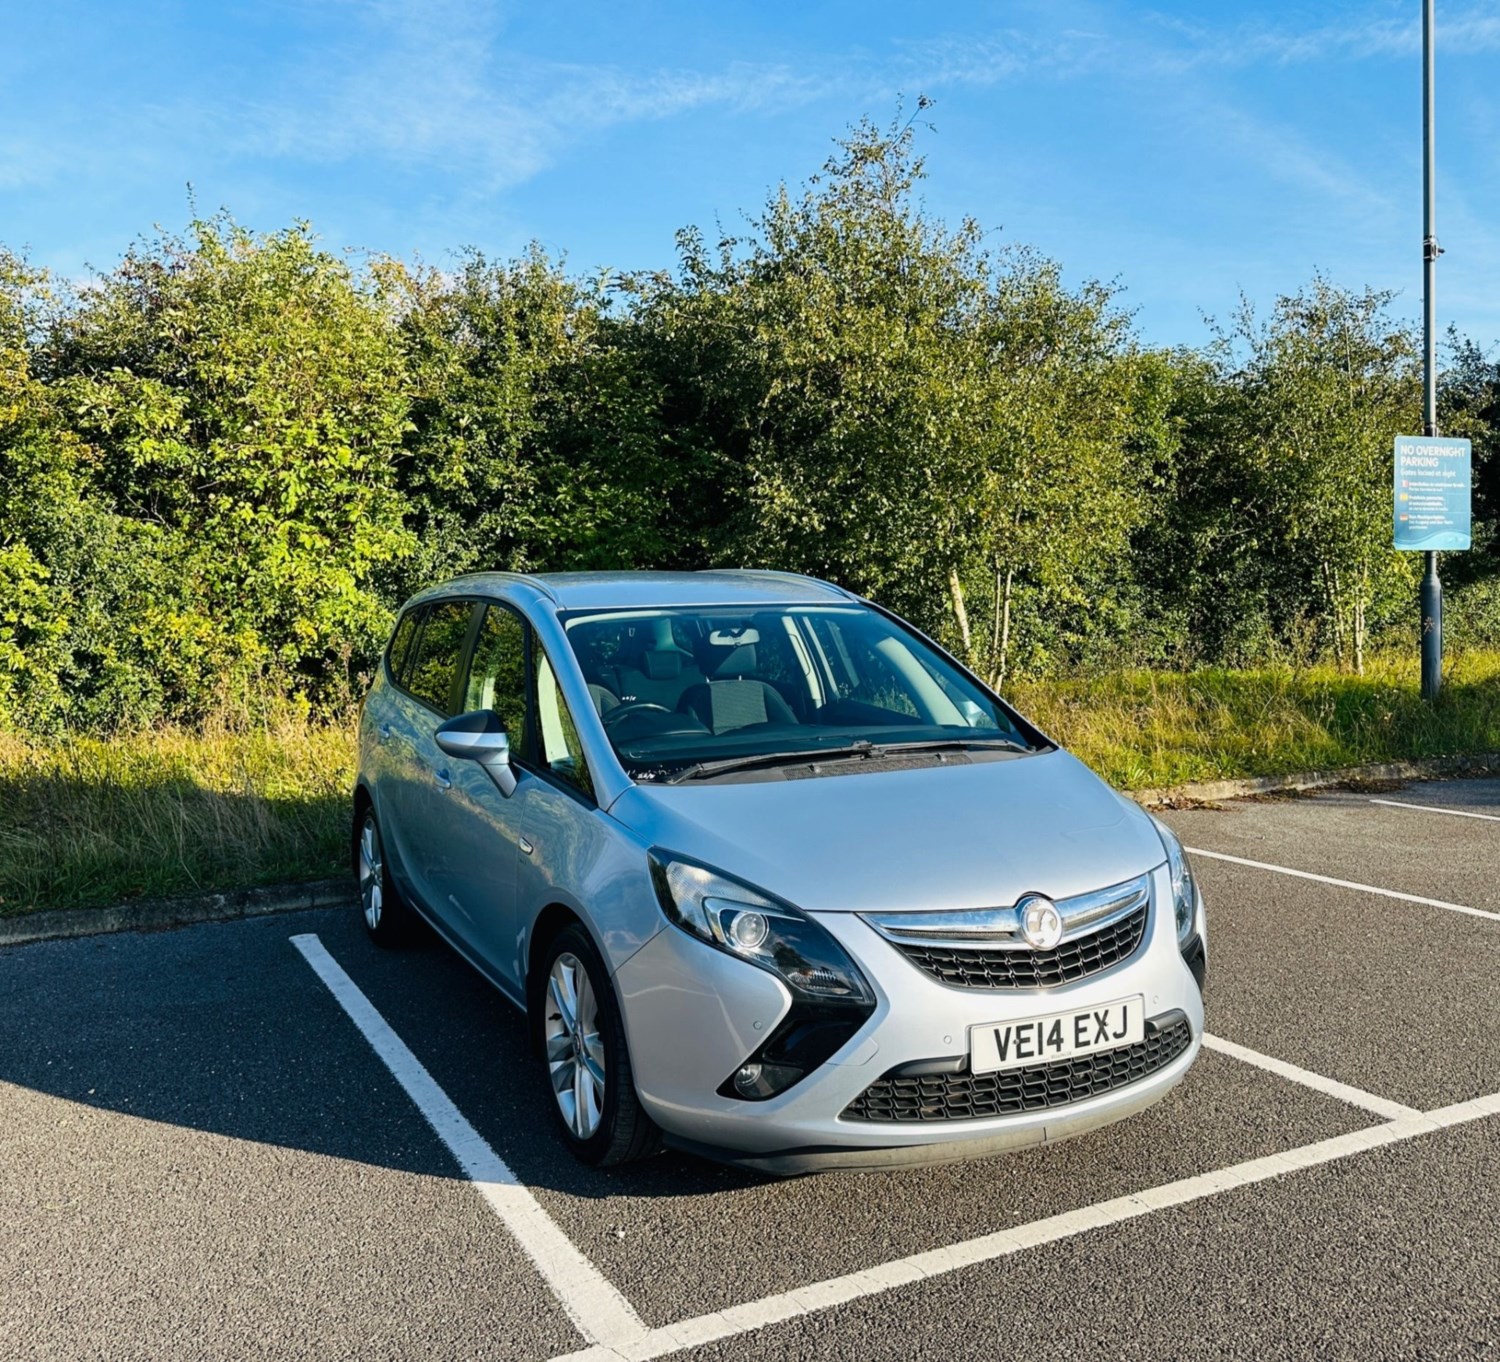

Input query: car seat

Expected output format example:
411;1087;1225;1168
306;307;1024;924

679;643;796;734
587;683;620;716
605;618;706;708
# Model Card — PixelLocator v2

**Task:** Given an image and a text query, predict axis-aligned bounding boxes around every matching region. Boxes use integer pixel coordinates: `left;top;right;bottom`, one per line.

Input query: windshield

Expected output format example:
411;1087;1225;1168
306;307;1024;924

559;603;1041;781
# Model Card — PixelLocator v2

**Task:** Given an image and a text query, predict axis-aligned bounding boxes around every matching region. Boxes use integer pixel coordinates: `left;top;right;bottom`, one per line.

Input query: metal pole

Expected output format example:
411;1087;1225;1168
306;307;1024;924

1420;0;1442;700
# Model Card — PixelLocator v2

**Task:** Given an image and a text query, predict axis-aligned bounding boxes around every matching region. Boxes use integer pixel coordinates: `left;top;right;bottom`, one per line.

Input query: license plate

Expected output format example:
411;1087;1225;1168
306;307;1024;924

969;996;1144;1076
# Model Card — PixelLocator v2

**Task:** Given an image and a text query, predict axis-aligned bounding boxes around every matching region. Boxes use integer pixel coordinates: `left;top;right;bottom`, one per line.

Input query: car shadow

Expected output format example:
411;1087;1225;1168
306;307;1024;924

0;901;772;1199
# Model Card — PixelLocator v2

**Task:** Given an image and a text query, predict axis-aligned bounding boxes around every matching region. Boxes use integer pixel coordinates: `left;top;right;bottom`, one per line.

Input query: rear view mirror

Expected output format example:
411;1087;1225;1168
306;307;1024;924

435;709;517;797
708;626;760;646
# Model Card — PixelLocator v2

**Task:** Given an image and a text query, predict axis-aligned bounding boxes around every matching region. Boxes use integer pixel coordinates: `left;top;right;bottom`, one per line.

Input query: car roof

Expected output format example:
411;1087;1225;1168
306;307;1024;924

432;569;859;611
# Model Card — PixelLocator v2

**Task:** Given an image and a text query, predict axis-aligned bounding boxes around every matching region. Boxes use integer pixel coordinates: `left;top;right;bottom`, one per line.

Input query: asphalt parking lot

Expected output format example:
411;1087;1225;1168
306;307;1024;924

5;778;1500;1361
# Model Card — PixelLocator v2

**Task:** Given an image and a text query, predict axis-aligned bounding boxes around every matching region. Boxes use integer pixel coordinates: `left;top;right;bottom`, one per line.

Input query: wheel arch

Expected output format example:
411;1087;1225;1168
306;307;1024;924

351;781;376;876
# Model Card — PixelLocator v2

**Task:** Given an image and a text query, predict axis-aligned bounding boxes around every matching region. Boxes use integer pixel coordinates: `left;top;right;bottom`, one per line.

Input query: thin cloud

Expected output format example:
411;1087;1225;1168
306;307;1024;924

231;0;835;191
1201;100;1399;222
1143;6;1500;68
904;5;1500;87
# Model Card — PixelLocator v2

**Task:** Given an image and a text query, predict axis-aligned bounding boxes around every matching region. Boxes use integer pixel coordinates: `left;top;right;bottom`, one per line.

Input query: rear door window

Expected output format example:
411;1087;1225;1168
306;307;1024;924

404;600;476;716
386;609;420;685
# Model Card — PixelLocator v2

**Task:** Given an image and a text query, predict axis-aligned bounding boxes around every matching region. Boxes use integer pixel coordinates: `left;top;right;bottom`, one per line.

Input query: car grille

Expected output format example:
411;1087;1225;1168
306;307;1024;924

893;901;1148;990
842;1017;1193;1123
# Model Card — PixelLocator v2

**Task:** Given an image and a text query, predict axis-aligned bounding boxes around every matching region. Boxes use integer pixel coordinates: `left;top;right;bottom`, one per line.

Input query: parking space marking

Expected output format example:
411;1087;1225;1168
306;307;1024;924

290;933;650;1355
548;1092;1500;1362
1185;846;1500;924
1202;1033;1419;1120
1369;797;1500;823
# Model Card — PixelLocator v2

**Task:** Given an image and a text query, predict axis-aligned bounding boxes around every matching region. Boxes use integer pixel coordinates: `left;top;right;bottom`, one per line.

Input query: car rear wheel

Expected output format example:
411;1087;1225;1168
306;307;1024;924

355;807;415;946
539;924;660;1166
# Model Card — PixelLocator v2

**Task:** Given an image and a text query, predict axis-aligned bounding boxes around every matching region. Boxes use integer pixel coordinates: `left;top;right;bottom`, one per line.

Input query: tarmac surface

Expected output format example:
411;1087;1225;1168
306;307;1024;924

4;777;1499;1360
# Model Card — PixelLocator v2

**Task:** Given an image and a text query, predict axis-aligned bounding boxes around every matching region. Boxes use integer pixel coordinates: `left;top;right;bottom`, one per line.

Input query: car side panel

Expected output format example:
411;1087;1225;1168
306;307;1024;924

424;756;522;975
363;675;430;905
514;786;667;986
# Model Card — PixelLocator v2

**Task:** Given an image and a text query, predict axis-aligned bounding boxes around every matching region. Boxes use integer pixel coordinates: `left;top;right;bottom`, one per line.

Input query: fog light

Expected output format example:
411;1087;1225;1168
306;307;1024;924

726;910;769;953
731;1060;803;1099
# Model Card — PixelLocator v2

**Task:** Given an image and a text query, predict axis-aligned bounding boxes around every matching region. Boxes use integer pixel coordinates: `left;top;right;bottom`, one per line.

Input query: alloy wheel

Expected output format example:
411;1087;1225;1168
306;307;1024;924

544;952;606;1140
358;815;383;931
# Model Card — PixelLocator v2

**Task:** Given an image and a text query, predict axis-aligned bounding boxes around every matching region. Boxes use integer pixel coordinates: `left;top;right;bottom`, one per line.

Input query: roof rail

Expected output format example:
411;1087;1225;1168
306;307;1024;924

703;568;859;600
444;570;561;605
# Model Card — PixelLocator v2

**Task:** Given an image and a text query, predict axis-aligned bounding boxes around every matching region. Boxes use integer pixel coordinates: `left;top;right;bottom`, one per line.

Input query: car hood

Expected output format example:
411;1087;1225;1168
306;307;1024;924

607;748;1166;912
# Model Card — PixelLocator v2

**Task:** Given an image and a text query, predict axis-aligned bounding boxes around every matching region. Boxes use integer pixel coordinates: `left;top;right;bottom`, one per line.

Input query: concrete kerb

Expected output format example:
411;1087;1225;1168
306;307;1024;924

1129;753;1500;809
2;752;1496;948
0;878;356;947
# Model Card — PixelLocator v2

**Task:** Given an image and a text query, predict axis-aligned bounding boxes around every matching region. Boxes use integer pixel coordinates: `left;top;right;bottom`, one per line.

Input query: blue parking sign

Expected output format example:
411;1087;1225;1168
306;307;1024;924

1394;435;1471;551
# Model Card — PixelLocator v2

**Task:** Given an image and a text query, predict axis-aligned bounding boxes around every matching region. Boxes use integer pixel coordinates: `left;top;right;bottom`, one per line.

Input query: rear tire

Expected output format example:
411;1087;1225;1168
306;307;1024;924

354;806;416;947
537;924;660;1167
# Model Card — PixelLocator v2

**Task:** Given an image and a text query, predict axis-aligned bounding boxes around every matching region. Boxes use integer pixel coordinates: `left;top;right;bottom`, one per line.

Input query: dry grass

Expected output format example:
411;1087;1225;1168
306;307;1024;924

0;716;356;917
1010;651;1500;791
4;650;1499;917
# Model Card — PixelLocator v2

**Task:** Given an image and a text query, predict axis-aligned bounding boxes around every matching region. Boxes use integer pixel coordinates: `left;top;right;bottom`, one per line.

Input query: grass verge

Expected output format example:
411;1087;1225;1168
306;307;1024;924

1011;650;1500;791
2;651;1498;918
0;719;354;918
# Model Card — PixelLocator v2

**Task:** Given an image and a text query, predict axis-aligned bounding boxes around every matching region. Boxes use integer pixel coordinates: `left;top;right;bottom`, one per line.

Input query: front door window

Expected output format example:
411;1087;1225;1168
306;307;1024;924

536;648;594;800
463;604;529;741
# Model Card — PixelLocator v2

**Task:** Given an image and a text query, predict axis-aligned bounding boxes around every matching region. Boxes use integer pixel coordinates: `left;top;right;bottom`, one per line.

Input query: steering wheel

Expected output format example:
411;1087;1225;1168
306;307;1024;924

602;702;675;726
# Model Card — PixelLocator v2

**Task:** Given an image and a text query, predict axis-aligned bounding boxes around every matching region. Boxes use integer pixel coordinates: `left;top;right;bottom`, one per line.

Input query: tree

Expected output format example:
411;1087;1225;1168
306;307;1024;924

40;217;413;717
960;252;1160;685
628;113;995;638
632;114;1159;682
386;247;677;593
1145;283;1421;672
0;251;74;728
1230;282;1421;672
1441;330;1500;577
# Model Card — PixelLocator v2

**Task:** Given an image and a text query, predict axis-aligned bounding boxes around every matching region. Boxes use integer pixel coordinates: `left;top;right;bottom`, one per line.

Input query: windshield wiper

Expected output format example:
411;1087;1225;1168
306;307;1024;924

659;736;1033;785
661;741;881;784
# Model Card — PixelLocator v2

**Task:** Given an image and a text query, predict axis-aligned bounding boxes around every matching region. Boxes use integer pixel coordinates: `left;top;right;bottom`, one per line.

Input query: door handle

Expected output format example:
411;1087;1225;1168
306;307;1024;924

518;836;535;856
432;767;452;790
378;723;393;742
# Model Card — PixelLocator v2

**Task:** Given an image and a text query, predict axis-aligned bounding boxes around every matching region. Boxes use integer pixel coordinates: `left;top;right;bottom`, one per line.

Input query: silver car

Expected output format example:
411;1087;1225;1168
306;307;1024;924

354;570;1207;1174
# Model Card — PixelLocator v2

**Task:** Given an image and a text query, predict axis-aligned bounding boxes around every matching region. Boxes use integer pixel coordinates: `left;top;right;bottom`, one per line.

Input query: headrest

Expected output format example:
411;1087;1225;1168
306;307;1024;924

711;643;757;678
641;649;685;680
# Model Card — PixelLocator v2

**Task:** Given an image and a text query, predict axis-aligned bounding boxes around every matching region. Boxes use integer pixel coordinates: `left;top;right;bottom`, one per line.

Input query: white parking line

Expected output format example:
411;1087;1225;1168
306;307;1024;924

548;1091;1500;1362
295;927;1485;1362
1370;797;1500;823
1202;1033;1419;1120
1185;846;1500;924
290;933;650;1355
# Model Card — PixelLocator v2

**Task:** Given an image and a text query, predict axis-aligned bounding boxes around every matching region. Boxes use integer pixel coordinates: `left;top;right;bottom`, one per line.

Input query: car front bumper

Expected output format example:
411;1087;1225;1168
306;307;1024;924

613;863;1206;1174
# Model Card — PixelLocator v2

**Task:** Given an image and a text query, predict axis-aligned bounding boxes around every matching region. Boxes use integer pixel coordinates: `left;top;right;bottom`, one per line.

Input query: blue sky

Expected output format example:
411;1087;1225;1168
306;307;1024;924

4;0;1498;347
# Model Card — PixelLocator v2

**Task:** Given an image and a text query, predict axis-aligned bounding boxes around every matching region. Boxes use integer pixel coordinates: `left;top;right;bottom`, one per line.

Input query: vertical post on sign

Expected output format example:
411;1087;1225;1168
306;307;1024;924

1419;0;1442;700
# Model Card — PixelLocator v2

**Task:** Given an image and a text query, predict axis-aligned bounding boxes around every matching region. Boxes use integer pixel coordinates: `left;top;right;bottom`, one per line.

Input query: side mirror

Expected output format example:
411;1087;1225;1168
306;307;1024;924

435;709;517;797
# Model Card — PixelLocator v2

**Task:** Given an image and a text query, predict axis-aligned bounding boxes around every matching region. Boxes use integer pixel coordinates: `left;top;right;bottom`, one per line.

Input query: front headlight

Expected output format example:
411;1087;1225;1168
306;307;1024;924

648;851;874;1006
1152;817;1201;946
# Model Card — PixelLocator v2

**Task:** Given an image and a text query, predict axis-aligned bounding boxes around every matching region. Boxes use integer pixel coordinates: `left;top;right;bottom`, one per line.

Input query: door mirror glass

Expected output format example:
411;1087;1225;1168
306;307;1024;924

435;709;518;797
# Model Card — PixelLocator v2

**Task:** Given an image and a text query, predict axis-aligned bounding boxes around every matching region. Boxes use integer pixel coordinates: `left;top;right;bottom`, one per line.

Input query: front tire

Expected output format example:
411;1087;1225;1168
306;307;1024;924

355;806;415;947
538;924;660;1167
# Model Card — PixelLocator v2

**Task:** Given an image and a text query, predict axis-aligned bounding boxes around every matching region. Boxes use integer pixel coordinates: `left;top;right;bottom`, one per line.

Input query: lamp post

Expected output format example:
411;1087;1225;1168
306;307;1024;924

1419;0;1442;700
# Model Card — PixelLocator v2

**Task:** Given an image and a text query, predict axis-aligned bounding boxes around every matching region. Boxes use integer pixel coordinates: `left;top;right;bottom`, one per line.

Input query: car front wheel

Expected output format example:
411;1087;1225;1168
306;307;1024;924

538;924;659;1167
